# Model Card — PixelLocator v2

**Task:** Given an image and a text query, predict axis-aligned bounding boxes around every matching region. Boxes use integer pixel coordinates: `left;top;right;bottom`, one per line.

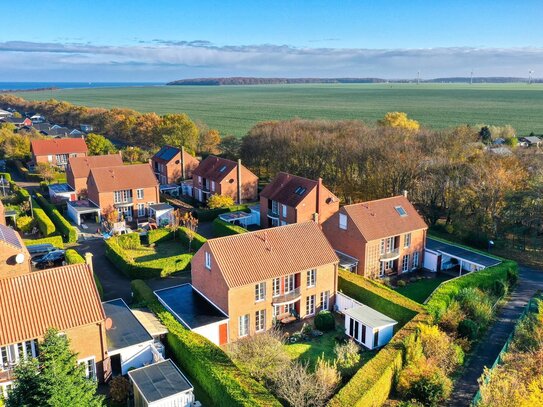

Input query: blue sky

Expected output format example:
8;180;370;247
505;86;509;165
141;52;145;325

1;0;542;81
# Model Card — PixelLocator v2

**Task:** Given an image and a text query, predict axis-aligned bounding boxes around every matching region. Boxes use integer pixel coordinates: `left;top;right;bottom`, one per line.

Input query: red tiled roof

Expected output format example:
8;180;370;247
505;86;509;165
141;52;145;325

89;164;158;192
68;154;123;179
193;155;248;182
31;138;88;156
205;222;339;288
261;172;338;208
343;195;428;242
0;264;105;346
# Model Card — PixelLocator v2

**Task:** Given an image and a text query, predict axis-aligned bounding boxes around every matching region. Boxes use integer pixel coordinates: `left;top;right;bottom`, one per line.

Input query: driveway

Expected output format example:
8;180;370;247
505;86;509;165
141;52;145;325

447;266;543;406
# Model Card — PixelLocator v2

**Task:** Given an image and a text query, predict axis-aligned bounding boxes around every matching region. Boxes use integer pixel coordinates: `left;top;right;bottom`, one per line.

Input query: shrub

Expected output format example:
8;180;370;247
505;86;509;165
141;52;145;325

315;310;335;331
507;268;519;286
23;235;64;249
109;376;131;404
418;324;464;374
31;199;56;236
334;340;361;378
212;218;248;237
457;319;479;341
397;280;407;288
492;279;508;298
130;280;281;406
396;362;452;407
35;193;77;243
16;215;34;232
0;172;12;182
457;287;493;325
208;194;235;209
437;300;465;335
65;249;85;264
115;232;140;249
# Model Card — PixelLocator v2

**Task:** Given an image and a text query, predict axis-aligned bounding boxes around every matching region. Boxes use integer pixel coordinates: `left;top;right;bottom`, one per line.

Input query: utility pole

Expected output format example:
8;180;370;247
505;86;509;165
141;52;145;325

528;70;534;85
29;195;34;218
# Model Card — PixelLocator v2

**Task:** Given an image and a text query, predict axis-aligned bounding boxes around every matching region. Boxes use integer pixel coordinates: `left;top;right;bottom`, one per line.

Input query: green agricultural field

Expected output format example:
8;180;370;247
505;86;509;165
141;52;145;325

13;83;543;136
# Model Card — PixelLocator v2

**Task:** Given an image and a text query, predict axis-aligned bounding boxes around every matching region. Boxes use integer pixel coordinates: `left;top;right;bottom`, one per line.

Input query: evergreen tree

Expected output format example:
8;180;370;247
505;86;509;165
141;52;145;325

6;329;103;407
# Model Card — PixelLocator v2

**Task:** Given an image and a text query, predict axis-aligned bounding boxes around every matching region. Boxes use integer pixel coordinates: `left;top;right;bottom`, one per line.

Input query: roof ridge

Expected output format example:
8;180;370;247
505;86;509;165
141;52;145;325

208;221;317;244
343;195;406;208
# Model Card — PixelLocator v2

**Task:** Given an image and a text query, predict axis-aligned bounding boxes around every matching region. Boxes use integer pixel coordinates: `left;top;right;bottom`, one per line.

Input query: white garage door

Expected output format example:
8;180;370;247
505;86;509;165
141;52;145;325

424;250;439;272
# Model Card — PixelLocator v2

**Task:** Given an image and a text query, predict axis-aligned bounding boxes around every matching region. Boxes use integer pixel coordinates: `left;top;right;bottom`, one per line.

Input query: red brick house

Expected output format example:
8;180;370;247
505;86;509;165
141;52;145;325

192;156;258;204
191;222;339;342
66;153;124;197
0;225;108;397
322;195;428;278
86;163;160;222
260;172;339;228
30;138;88;168
151;145;199;184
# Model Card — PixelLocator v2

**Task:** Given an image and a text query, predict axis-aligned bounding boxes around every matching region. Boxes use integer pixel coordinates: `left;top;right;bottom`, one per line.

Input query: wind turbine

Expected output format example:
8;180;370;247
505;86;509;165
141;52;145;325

417;71;420;85
470;70;473;85
529;70;534;85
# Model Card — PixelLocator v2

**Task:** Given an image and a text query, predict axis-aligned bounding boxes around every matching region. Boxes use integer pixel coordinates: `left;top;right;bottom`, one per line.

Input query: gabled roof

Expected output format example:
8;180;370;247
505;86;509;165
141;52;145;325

193;155;242;182
31;138;88;156
68;154;123;179
0;263;105;346
524;136;541;144
89;164;158;192
342;195;428;242
261;172;338;208
0;224;24;249
205;221;338;288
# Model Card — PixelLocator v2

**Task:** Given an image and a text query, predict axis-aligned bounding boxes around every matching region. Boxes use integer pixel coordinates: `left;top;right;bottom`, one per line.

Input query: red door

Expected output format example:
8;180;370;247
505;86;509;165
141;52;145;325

219;323;228;345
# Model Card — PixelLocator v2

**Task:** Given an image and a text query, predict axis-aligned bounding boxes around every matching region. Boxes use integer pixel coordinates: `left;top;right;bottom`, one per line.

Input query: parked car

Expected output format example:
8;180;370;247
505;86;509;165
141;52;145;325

26;243;58;256
31;249;66;269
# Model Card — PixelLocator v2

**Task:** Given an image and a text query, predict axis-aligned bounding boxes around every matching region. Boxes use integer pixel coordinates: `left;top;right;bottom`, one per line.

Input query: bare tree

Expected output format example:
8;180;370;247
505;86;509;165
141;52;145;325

170;209;182;239
181;212;198;252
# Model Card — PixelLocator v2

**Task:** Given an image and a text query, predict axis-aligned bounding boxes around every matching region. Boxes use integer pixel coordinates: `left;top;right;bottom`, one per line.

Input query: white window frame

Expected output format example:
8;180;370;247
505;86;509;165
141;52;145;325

402;254;410;273
282;204;287;218
255;282;266;302
306;269;316;288
271;200;279;215
380;239;385;255
136;188;144;199
198;176;202;184
255;310;265;332
205;252;212;270
404;233;411;248
239;314;249;337
211;181;216;192
386;236;395;253
306;295;316;316
339;213;347;230
0;339;38;370
284;274;295;293
320;291;330;311
280;220;288;226
78;356;96;380
114;189;132;204
272;278;280;297
412;251;420;269
137;203;146;217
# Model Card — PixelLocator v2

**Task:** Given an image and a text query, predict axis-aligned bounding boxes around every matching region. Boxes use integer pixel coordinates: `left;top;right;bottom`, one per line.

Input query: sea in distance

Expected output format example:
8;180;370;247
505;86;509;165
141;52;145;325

0;82;163;91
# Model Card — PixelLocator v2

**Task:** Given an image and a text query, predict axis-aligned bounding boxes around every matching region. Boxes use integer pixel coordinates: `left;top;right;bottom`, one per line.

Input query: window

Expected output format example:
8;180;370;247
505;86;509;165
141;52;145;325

79;357;96;380
306;269;316;287
211;181;215;192
412;251;420;269
198;176;202;184
273;278;281;297
114;189;132;203
47;155;53;163
284;274;295;293
219;165;227;173
271;200;279;215
56;154;68;164
239;314;249;337
273;305;281;318
136;188;144;199
402;254;410;273
320;291;330;311
137;203;145;217
339;213;347;230
394;205;407;217
255;310;265;332
404;233;411;248
282;204;287;218
294;186;307;195
280;220;288;226
205;252;211;270
0;339;38;370
380;239;385;255
386;237;395;252
306;295;316;316
255;282;266;302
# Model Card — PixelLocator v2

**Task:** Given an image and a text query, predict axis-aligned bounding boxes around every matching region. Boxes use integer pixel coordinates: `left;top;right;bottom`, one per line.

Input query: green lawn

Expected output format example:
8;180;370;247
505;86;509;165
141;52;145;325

395;274;452;303
12;83;543;136
125;241;188;263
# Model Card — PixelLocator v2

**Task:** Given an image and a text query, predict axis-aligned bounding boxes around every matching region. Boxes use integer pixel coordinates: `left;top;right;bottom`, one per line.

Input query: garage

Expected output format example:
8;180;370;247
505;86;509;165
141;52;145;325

424;237;501;276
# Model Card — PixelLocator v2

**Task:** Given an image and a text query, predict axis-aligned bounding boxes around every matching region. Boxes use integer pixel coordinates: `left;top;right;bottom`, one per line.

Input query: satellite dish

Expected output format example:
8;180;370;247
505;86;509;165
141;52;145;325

15;253;25;264
105;317;113;330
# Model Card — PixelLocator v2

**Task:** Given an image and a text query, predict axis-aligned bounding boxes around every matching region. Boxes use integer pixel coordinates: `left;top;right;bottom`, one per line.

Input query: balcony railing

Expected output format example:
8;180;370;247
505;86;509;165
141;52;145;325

267;210;279;219
272;287;301;304
380;248;400;261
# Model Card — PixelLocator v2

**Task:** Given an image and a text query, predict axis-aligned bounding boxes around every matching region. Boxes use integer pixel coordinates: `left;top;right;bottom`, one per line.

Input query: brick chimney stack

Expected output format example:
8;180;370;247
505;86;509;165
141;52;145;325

237;159;242;205
85;252;94;274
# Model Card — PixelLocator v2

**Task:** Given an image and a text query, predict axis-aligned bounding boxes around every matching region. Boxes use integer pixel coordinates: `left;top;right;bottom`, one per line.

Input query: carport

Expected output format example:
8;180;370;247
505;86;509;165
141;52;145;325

67;199;100;226
424;237;501;276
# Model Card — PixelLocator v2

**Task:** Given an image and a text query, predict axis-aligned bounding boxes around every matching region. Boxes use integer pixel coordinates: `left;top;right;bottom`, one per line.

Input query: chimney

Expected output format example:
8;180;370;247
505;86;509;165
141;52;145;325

237;159;242;205
85;252;94;274
316;177;323;223
402;190;408;198
181;146;186;180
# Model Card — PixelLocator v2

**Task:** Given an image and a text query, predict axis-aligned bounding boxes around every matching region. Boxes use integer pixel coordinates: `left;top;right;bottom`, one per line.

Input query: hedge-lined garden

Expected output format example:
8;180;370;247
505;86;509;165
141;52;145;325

193;204;250;222
147;227;207;250
23;235;64;249
131;280;281;407
35;193;77;243
212;218;248;237
31;198;56;236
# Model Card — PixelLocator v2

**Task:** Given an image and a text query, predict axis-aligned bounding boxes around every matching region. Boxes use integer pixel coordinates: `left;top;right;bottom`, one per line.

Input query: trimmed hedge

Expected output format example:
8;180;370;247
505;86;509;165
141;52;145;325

148;228;174;245
425;260;518;321
116;232;140;249
148;227;208;248
338;270;423;328
212;218;248;237
23;235;64;249
35;193;77;243
65;249;85;264
31;198;56;236
0;172;12;182
178;226;207;251
193;204;250;222
131;280;281;407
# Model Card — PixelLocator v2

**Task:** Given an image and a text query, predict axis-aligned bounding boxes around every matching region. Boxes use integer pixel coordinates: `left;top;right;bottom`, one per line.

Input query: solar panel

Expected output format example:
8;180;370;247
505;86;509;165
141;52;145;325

294;186;307;196
0;225;22;248
160;147;178;161
394;206;407;217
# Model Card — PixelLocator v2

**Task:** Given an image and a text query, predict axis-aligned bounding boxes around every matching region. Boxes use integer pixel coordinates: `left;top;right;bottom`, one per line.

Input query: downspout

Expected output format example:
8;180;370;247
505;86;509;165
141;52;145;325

237;159;242;204
181;146;186;180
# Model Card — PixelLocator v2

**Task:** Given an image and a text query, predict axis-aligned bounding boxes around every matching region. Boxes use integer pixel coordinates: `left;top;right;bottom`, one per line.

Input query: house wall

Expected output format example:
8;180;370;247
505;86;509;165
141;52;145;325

0;242;31;280
193;320;229;346
34;152;87;166
193;165;258;204
87;182;160;219
191;245;230;314
66;322;109;383
111;342;154;375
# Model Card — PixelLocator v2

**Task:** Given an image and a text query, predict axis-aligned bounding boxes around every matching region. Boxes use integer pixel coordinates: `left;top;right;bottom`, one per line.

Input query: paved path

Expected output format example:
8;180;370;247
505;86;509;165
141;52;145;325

448;266;543;406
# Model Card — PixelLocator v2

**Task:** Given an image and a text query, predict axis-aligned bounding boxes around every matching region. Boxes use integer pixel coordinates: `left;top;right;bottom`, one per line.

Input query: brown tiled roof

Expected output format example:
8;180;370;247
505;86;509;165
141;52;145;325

206;222;338;288
193;155;246;182
343;195;428;242
68;153;123;179
89;164;158;192
0;264;105;346
31;138;88;156
261;172;338;208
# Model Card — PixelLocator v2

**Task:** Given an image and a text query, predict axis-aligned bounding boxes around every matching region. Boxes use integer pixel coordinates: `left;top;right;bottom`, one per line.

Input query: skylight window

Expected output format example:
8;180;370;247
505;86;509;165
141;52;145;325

294;186;307;196
395;206;407;217
219;165;227;173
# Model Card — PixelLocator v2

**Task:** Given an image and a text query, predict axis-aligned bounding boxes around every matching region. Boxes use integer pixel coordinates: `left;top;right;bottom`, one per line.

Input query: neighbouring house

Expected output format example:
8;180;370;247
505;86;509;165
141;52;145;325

86;163;160;223
192;156;258;204
0;109;13;118
30;137;88;168
0;116;32;128
260;172;339;228
80;124;93;133
322;194;428;278
0;229;108;397
66;153;124;197
30;114;45;123
519;136;542;147
188;221;339;343
151;145;199;185
128;359;195;407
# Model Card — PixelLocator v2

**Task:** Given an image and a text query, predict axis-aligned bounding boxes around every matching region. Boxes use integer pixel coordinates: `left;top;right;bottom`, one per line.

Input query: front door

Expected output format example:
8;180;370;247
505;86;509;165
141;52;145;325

219;323;228;345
